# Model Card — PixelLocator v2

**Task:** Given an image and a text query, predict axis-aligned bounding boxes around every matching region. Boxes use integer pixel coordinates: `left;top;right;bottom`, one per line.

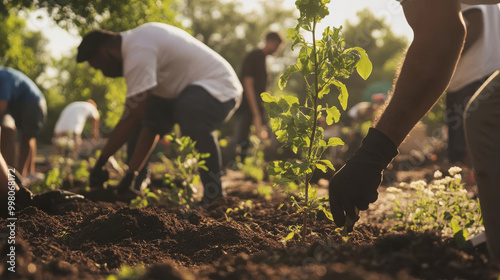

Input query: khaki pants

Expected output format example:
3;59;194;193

464;70;500;265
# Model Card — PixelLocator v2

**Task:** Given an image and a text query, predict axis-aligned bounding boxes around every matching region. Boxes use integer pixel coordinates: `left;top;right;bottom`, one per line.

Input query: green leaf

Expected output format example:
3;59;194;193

318;84;330;99
284;232;295;241
325;106;340;125
352;47;372;80
322;209;334;221
261;92;276;103
283;95;299;106
332;80;348;110
316;163;327;173
328;137;344;147
279;65;298;89
319;159;334;171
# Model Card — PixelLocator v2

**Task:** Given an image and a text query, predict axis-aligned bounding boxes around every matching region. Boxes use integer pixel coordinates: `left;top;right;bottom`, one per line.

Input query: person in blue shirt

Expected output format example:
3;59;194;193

0;67;46;181
0;68;84;218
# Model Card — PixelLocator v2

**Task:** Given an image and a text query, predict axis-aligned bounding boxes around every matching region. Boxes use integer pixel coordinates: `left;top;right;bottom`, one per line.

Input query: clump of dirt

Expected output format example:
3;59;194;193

172;220;282;264
1;169;499;280
70;207;193;245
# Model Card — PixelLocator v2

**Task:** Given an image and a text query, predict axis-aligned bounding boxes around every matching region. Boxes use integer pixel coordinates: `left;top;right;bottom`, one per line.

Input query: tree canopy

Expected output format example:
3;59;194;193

341;9;408;106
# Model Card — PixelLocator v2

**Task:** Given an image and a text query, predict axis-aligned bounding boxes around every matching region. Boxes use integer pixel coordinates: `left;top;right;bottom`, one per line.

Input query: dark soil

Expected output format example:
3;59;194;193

0;169;498;280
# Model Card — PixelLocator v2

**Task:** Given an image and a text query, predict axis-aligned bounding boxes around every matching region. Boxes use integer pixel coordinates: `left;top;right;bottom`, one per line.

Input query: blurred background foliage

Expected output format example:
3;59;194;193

0;1;412;144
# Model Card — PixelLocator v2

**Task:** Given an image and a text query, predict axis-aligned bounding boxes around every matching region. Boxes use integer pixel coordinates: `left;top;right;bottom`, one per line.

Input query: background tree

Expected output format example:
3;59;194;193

2;1;182;143
177;0;297;77
0;13;49;82
2;0;178;34
339;9;408;107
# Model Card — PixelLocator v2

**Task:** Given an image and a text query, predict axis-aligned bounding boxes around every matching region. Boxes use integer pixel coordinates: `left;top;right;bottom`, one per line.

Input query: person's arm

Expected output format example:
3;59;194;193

329;0;467;228
98;91;150;163
375;0;465;146
462;8;483;54
243;76;263;136
92;115;100;140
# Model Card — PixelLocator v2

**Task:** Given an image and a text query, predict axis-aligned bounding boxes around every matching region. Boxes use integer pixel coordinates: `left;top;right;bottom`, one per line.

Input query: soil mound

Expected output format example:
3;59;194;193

71;207;193;245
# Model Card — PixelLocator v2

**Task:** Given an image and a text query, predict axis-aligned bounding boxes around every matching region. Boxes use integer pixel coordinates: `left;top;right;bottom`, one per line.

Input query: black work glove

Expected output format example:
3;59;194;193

89;157;109;188
16;186;34;210
329;128;398;230
32;190;85;213
117;171;138;195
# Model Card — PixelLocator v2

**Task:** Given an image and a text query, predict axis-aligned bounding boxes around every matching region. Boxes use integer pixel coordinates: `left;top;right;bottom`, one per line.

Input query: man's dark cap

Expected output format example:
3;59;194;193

76;30;116;63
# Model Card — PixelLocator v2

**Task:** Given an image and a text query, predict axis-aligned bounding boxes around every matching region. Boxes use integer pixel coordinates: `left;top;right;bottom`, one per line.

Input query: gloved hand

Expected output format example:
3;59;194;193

89;157;109;188
32;190;85;213
117;171;138;195
329;128;398;230
16;186;34;210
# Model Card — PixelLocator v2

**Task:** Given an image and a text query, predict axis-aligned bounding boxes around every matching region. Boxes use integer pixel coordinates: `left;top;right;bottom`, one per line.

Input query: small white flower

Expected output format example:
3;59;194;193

183;158;198;168
454;174;462;180
460;188;468;195
434;170;443;179
387;187;402;193
410;180;427;190
435;176;452;186
448;166;462;176
423;188;434;197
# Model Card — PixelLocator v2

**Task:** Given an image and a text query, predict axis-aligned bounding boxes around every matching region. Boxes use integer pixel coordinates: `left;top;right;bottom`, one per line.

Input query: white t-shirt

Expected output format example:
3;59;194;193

54;101;99;135
449;4;500;91
121;23;242;103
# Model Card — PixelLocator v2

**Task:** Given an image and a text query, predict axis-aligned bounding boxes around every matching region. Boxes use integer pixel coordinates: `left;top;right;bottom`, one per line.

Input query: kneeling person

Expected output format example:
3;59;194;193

77;23;242;203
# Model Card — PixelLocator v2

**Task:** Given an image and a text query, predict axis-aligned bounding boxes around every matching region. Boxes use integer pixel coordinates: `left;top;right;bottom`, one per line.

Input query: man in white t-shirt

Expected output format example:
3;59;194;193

329;0;500;266
53;99;100;157
76;23;242;204
445;4;500;165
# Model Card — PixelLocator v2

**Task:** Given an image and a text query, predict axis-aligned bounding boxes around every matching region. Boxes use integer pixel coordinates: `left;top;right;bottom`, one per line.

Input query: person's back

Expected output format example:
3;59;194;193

54;101;99;135
0;67;44;111
449;4;500;92
0;66;46;180
121;23;241;102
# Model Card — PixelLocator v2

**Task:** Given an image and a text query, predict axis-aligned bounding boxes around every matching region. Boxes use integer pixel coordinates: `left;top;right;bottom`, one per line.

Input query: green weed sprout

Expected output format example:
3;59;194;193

225;200;254;222
262;0;372;241
131;133;209;207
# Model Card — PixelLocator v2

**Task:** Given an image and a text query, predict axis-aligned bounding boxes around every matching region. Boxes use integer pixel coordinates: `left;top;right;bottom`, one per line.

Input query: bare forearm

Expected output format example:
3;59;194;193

375;0;465;146
243;78;261;117
93;118;100;139
100;92;149;161
99;116;141;160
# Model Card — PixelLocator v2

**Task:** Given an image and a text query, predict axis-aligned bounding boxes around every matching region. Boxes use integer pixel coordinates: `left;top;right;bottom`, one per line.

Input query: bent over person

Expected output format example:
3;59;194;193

53;99;100;157
0;67;46;181
329;0;500;267
77;23;242;203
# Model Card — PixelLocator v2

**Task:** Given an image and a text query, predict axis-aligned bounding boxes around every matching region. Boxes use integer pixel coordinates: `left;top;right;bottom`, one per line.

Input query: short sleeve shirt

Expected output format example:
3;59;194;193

54;101;99;134
241;49;268;97
120;23;242;103
0;67;43;104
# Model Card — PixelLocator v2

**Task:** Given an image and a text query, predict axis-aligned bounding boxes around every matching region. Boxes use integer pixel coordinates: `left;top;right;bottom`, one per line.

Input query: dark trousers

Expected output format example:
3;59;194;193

143;85;235;202
127;126;150;190
446;77;489;163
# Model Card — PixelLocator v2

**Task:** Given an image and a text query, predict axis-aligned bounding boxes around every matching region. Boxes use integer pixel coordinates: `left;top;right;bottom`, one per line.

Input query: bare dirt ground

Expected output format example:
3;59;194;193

1;167;499;280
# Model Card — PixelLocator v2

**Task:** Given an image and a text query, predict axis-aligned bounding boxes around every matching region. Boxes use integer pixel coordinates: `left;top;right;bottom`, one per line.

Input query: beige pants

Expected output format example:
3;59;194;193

464;70;500;265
